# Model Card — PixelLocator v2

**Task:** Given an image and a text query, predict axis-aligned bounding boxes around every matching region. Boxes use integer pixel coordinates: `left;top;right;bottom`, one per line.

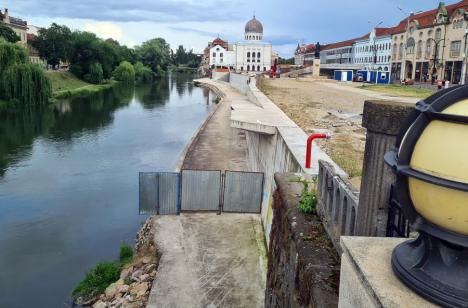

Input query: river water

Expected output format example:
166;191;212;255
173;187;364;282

0;73;215;307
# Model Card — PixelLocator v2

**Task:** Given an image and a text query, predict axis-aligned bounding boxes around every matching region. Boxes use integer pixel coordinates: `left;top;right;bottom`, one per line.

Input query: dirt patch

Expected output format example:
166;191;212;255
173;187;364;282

261;78;367;184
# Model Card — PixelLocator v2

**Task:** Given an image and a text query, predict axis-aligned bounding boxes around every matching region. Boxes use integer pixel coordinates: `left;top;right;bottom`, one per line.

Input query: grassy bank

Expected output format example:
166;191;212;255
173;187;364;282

359;84;435;98
47;71;117;99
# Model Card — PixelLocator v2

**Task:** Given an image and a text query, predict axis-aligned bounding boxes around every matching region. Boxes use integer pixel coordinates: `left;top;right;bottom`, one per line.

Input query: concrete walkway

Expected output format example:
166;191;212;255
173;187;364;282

147;214;267;308
182;81;248;171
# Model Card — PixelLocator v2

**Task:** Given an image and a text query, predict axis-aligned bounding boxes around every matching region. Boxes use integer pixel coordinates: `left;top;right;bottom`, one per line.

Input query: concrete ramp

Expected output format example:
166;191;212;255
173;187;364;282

147;213;267;308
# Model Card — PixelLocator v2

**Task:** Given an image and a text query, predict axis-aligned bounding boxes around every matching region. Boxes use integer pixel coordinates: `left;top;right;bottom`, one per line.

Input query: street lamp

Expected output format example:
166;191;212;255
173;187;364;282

385;85;468;307
428;37;445;82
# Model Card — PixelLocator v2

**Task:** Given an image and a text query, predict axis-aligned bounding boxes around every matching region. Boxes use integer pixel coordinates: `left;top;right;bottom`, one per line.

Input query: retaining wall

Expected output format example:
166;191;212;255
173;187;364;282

212;71;230;82
229;72;250;94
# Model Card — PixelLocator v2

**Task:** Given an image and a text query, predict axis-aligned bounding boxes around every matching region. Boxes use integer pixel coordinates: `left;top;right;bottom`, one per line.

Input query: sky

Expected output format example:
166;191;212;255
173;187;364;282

2;0;459;57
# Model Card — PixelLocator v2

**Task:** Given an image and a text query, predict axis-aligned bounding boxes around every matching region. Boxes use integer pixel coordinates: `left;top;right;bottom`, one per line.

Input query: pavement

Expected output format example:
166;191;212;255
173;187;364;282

182;81;248;171
147;213;267;308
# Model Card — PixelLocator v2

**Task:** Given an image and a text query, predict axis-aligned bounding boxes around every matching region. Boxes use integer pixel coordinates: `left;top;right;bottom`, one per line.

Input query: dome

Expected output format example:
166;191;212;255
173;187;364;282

245;16;263;33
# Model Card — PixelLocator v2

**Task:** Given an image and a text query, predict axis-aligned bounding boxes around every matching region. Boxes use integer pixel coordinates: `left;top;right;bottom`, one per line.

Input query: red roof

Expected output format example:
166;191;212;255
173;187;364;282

27;33;36;42
212;37;227;48
392;0;468;34
296;43;316;54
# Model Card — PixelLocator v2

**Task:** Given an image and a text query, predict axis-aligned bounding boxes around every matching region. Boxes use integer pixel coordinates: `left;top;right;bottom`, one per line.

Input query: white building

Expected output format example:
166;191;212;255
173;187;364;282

209;15;273;73
353;28;393;71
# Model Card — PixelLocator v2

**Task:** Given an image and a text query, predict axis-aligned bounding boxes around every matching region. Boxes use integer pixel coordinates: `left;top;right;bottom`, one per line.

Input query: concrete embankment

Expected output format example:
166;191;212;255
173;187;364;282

196;73;345;244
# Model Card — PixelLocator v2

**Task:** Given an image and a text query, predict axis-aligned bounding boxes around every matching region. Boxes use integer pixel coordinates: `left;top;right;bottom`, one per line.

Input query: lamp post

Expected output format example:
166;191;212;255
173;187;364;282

428;37;445;83
385;85;468;307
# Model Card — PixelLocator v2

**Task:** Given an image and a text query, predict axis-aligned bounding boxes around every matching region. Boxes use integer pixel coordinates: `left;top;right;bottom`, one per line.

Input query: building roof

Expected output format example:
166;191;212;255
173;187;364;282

322;36;361;50
296;43;316;55
392;0;468;34
245;15;263;33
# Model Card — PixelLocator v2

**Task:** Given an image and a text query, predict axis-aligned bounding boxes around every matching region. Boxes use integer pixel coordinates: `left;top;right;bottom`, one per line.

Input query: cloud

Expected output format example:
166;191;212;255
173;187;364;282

84;21;123;41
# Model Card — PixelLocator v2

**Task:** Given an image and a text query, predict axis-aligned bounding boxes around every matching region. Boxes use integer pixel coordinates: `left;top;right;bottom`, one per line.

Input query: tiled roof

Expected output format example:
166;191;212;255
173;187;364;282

296;43;316;54
212;37;227;47
392;0;468;34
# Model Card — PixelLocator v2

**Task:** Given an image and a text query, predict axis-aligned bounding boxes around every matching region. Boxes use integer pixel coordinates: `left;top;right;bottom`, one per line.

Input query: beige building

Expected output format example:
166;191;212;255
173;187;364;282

390;1;468;84
0;8;28;45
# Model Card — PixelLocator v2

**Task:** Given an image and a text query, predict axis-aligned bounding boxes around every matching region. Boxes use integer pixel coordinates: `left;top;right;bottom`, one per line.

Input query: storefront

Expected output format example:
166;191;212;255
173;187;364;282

391;62;402;82
414;62;430;82
444;61;463;84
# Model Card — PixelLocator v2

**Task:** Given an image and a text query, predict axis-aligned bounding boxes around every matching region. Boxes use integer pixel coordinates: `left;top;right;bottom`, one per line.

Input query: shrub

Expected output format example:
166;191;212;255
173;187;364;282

71;262;121;300
119;243;133;264
113;61;135;84
133;62;153;83
84;62;104;84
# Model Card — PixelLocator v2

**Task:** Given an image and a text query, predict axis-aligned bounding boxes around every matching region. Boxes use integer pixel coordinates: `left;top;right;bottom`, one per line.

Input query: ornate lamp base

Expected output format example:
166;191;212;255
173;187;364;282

392;233;468;307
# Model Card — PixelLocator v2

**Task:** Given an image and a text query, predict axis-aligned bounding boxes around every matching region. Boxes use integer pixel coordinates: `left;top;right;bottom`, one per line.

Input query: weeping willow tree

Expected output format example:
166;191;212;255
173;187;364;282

113;61;135;84
0;39;52;107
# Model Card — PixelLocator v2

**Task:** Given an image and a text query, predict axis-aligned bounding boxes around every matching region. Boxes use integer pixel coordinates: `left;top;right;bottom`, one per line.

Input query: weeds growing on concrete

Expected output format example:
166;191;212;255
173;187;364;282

71;243;134;301
298;177;318;215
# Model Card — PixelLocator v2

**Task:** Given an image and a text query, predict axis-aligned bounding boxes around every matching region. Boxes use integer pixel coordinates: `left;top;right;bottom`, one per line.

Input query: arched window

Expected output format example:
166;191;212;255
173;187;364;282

263;67;267;71
435;28;442;40
393;43;397;58
406;38;415;54
257;65;260;71
247;52;250;58
257;52;261;58
252;52;256;58
247;65;250;71
398;43;404;58
417;40;423;57
252;65;255;71
241;66;244;71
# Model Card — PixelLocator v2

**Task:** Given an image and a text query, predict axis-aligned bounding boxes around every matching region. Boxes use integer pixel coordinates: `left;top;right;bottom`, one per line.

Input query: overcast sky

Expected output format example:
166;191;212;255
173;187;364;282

2;0;457;57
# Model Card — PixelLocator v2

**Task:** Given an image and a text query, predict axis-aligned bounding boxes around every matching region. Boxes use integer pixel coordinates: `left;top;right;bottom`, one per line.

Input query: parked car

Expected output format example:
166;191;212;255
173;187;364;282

354;73;364;82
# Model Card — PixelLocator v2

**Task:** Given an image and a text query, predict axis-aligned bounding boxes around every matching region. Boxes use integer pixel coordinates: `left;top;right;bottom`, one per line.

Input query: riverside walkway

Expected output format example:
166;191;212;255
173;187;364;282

147;79;266;308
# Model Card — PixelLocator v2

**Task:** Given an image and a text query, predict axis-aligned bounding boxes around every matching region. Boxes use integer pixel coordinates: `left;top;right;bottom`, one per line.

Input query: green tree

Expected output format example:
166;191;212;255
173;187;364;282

0;39;51;106
133;62;153;83
0;23;20;43
31;23;72;68
136;38;171;75
84;62;104;84
113;61;135;84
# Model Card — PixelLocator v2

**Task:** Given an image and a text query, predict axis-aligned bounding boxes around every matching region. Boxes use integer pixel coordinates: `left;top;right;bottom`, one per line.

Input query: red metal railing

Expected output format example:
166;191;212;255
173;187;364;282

305;133;330;169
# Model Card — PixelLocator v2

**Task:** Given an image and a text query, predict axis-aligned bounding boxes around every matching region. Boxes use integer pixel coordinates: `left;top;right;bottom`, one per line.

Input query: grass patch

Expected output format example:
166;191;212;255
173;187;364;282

359;84;435;98
47;71;117;99
331;153;363;178
71;243;133;301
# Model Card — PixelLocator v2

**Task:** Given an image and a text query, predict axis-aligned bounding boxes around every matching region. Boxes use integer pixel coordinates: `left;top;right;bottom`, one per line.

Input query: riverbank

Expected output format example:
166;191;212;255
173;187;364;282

47;71;118;99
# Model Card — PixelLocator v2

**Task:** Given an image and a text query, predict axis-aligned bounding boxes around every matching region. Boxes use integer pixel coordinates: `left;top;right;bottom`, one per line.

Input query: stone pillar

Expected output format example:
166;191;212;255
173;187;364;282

355;100;415;236
312;58;321;76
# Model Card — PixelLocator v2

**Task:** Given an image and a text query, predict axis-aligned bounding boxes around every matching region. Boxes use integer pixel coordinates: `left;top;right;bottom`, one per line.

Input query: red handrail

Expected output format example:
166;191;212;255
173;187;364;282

305;133;329;169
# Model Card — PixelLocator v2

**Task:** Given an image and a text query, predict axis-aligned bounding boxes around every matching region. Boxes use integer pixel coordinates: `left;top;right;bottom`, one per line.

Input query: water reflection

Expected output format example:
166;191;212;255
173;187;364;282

0;73;213;307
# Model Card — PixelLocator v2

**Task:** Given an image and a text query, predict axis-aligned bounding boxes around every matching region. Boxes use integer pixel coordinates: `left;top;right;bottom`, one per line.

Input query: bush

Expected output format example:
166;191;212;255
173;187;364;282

113;61;135;84
119;244;133;264
133;62;153;83
84;62;104;84
71;262;121;300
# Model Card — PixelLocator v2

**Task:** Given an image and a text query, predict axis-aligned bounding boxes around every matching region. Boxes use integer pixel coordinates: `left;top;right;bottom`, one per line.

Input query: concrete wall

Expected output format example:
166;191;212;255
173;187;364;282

229;72;250;93
212;71;230;82
265;173;340;308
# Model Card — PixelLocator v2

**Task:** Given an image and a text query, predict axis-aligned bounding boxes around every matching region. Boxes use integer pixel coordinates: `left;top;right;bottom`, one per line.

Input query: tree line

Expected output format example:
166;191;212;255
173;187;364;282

0;22;202;107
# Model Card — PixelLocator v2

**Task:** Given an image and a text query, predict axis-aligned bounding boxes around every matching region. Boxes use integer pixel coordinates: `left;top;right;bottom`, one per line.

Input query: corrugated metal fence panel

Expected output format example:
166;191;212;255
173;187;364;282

181;170;221;211
139;173;158;214
223;171;263;213
158;172;180;215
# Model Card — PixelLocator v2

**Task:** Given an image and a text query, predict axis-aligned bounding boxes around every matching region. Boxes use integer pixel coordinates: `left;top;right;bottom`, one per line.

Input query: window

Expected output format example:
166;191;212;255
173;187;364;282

257;52;261;58
212;52;216;57
399;43;404;59
393;43;397;58
247;65;250;71
417;40;423;58
247;52;250;57
435;28;442;40
426;39;432;57
220;53;223;57
257;65;260;71
406;38;415;54
451;40;461;57
216;47;220;51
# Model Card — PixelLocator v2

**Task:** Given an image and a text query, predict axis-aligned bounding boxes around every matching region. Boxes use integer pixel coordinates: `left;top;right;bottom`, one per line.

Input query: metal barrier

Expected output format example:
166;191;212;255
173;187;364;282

181;170;221;212
223;171;263;213
139;172;180;215
139;170;264;214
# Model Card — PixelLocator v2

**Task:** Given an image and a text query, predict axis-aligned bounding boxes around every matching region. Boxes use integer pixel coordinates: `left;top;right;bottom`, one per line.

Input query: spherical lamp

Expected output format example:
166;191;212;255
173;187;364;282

385;85;468;307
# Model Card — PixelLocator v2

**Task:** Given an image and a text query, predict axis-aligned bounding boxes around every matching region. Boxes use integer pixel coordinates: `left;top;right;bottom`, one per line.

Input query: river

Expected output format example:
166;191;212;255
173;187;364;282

0;73;216;307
